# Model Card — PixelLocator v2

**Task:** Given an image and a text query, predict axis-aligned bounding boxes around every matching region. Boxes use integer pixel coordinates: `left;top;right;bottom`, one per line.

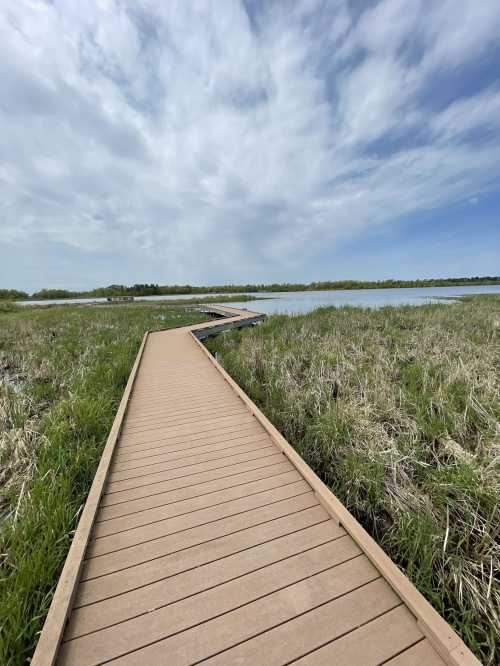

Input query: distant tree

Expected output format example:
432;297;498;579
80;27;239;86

0;289;29;300
24;276;500;301
30;289;77;300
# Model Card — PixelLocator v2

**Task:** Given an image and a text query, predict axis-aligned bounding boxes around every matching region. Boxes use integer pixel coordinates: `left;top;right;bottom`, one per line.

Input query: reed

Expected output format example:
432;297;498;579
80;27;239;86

207;295;500;664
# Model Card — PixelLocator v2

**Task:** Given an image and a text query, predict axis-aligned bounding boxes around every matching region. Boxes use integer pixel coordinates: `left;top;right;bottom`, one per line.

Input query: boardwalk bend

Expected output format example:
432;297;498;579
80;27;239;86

33;306;479;666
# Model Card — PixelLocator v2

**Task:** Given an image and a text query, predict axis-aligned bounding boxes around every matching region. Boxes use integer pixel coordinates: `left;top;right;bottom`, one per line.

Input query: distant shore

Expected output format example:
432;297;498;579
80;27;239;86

10;294;264;309
2;276;500;302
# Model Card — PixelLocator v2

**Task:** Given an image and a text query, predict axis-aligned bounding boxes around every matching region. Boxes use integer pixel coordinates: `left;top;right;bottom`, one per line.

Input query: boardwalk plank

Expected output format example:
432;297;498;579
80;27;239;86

101;452;286;507
202;579;403;666
59;538;370;665
108;436;271;478
82;493;320;579
94;570;395;665
115;422;263;456
66;514;347;640
111;432;269;468
86;480;311;557
105;445;278;492
123;401;242;426
384;640;447;665
93;470;302;537
290;606;423;666
98;460;293;520
119;413;256;446
121;406;248;434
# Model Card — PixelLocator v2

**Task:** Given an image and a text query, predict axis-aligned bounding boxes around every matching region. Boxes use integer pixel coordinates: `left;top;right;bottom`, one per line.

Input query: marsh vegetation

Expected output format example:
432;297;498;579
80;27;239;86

0;304;206;664
207;295;500;664
1;296;498;664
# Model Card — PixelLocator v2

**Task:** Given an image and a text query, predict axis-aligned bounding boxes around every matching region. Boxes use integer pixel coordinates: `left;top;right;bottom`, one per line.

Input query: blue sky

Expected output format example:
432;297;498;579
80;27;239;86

1;0;499;292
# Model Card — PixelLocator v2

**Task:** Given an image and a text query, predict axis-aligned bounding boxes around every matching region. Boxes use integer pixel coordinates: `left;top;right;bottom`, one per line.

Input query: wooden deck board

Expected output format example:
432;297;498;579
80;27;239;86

104;446;280;493
101;452;286;507
82;494;320;580
98;461;294;521
31;306;479;666
115;422;264;455
64;513;343;642
122;405;248;429
123;402;242;426
86;481;312;558
108;437;273;479
63;530;373;664
110;433;270;468
290;606;423;666
384;640;447;665
92;469;304;538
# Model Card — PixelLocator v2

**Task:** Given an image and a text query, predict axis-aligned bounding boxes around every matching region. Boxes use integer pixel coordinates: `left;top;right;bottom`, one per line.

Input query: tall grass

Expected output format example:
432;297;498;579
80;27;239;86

0;305;205;665
207;296;499;664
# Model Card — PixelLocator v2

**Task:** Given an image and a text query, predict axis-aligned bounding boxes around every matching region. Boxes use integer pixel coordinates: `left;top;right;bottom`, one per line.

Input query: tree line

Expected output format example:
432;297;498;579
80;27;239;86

1;276;499;301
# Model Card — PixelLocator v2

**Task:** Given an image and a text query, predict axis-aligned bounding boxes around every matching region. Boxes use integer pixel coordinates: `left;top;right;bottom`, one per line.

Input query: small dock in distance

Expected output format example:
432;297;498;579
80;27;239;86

33;306;479;666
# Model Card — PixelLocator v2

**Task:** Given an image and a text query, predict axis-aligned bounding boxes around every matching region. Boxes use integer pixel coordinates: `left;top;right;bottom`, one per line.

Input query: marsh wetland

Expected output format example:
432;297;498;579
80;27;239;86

0;296;498;664
207;295;500;663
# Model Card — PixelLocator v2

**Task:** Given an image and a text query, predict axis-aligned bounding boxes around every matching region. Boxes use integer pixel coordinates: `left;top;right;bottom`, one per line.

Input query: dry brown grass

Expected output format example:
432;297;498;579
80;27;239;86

208;295;500;664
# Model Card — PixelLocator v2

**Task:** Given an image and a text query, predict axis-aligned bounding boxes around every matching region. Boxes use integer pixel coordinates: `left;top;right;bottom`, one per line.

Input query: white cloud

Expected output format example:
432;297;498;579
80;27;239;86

430;86;500;140
420;0;500;71
1;0;500;289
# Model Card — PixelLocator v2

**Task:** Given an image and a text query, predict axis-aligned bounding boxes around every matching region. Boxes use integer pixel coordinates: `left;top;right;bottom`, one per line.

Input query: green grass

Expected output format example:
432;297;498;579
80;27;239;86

207;295;500;664
0;302;19;314
0;304;206;665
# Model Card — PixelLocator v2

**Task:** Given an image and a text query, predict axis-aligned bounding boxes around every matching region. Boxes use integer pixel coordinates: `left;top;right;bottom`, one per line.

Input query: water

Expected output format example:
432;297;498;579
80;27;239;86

18;292;242;306
226;285;500;315
17;285;500;315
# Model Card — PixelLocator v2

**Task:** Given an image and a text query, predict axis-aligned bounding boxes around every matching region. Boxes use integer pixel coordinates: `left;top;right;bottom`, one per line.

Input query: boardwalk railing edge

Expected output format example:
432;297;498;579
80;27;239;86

32;332;150;666
32;305;480;666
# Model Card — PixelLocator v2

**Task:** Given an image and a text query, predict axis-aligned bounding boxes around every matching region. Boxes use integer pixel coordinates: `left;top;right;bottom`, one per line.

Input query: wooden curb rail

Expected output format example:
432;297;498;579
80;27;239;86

32;305;480;666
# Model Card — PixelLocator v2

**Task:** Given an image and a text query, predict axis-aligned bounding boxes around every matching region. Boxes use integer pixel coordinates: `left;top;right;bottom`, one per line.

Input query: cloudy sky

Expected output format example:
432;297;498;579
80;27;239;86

1;0;500;292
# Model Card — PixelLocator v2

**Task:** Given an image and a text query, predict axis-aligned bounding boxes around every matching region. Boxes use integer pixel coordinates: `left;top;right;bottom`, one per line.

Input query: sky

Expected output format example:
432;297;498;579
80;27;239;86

1;0;500;293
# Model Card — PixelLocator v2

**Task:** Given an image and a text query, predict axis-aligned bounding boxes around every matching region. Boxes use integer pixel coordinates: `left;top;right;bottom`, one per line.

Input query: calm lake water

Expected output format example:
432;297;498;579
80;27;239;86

18;284;500;314
227;284;500;314
18;292;235;306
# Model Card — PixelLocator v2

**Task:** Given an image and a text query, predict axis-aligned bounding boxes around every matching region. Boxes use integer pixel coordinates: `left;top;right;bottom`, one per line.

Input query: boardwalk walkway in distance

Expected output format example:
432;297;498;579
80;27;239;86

33;306;480;666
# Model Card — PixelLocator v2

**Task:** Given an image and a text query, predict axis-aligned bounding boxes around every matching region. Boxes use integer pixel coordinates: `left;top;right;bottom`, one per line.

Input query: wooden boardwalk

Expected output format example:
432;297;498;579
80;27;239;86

33;307;479;666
